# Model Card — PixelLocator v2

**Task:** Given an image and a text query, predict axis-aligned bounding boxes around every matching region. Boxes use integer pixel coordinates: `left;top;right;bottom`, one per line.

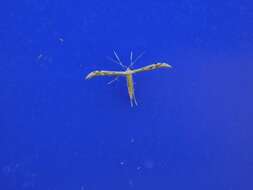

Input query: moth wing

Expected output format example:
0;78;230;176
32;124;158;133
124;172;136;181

86;70;126;79
132;63;172;74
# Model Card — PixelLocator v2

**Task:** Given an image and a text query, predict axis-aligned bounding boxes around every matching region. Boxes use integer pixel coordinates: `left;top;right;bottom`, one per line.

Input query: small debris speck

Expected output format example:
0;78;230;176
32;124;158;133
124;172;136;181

37;54;43;60
59;38;64;43
120;161;125;166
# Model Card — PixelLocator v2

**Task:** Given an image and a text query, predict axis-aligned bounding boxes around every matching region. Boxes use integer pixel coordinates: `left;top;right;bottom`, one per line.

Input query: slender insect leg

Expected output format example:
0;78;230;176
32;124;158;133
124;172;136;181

106;56;121;65
130;51;133;65
133;94;138;106
129;51;145;68
107;76;119;85
129;95;137;107
130;98;133;107
113;50;122;63
113;50;127;69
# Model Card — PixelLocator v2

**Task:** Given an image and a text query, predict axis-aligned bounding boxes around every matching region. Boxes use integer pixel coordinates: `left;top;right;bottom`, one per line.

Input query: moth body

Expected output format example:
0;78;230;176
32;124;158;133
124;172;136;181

125;70;137;107
85;51;172;107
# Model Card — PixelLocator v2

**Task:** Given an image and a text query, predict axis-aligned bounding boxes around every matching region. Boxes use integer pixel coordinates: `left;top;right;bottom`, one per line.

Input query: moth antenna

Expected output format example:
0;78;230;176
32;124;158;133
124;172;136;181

106;56;120;65
130;51;133;66
106;55;127;69
113;50;127;69
129;51;145;68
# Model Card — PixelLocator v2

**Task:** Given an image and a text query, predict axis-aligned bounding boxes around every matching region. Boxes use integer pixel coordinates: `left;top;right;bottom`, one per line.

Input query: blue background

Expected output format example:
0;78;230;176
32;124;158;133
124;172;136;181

0;0;252;189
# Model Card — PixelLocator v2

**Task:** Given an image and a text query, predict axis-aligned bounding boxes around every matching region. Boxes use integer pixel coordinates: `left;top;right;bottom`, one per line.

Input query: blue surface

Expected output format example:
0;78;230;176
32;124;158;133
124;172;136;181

1;0;252;189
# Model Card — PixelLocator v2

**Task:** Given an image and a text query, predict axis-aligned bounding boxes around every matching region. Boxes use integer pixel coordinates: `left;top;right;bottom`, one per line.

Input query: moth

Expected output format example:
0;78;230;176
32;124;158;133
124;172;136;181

86;51;172;107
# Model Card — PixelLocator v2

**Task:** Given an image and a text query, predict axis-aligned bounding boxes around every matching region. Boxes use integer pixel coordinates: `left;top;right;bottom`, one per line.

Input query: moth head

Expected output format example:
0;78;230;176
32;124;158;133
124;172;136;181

126;67;132;71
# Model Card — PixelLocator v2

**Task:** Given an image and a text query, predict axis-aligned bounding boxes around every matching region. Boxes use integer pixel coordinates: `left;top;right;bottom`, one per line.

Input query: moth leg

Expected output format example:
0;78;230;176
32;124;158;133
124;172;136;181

130;98;133;107
129;51;145;68
113;50;127;69
107;76;119;85
129;93;138;107
133;93;138;106
130;51;133;65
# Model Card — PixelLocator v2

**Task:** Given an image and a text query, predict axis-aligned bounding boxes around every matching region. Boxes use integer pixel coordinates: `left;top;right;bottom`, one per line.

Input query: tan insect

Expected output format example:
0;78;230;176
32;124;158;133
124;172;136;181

86;51;172;107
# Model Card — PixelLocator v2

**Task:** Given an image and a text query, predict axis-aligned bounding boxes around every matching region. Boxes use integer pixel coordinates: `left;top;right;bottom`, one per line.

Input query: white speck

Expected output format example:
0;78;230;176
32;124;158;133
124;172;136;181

37;54;43;60
144;159;154;169
130;138;135;143
59;38;64;43
120;161;125;166
136;166;141;170
2;166;11;175
128;179;134;187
